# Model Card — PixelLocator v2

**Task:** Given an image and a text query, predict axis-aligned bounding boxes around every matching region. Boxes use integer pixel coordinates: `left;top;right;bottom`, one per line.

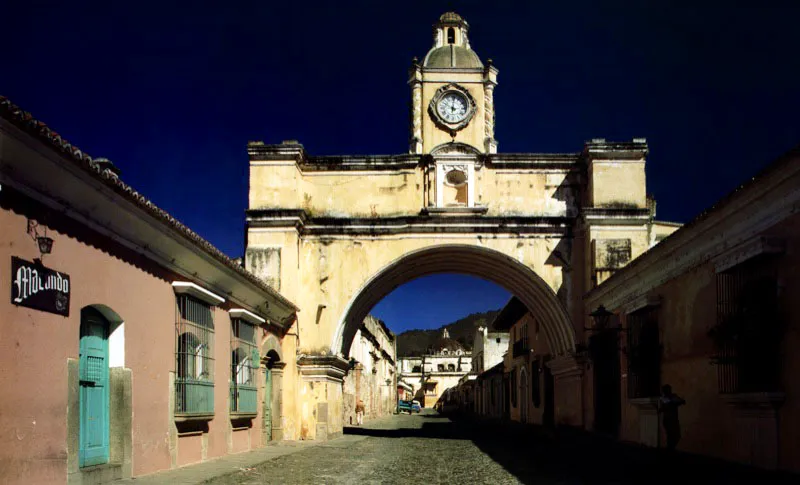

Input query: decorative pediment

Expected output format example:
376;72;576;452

430;142;481;156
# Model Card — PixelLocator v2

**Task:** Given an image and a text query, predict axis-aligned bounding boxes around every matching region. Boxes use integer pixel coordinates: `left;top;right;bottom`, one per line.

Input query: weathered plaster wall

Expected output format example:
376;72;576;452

247;233;570;356
589;159;647;208
586;211;800;472
0;195;285;483
250;162;577;218
420;71;486;153
504;313;553;425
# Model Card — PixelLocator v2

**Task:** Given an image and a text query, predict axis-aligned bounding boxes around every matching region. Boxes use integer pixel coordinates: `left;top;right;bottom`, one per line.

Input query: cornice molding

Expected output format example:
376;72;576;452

246;210;574;236
297;355;350;383
711;236;785;273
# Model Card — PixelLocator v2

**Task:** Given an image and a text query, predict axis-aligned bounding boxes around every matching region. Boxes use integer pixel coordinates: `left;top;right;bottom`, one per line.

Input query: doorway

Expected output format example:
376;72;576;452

519;366;528;423
542;362;555;429
263;366;272;441
590;331;621;436
79;307;110;467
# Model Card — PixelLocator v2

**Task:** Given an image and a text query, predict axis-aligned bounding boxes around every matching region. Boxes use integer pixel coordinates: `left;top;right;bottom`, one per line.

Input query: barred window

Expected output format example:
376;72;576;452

230;318;259;414
522;322;529;351
627;307;661;399
712;257;781;393
175;295;215;416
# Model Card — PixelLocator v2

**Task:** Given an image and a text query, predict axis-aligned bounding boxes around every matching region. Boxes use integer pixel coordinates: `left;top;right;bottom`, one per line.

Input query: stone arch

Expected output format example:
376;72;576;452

332;244;576;358
261;334;282;366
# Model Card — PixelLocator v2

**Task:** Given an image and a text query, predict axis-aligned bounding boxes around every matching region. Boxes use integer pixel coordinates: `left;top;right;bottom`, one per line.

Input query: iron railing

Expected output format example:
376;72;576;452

175;295;215;415
713;258;781;393
230;318;259;414
627;307;661;399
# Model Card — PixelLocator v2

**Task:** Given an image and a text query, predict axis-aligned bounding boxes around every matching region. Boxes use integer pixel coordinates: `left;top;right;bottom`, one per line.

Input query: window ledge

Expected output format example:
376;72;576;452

230;412;258;420
629;397;659;409
175;413;215;423
721;392;785;410
421;206;488;216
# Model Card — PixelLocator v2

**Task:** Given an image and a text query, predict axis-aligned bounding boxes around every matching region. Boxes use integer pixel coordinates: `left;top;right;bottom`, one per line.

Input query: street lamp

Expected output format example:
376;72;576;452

37;236;54;255
587;305;614;332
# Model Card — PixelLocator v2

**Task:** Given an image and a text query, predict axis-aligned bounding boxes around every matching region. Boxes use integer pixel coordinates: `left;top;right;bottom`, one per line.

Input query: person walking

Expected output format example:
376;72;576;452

658;384;686;451
355;398;365;426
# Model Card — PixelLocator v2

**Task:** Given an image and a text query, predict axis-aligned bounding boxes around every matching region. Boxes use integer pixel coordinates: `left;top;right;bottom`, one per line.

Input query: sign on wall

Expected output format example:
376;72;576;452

11;256;70;316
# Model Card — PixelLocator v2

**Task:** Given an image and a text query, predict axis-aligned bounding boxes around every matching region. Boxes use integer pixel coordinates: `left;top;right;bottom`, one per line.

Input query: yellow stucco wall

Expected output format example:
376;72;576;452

250;162;577;217
420;71;485;153
589;160;647;208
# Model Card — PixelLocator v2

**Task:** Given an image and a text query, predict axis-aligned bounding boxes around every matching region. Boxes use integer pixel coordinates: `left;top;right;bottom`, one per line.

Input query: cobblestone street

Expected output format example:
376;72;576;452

205;410;794;485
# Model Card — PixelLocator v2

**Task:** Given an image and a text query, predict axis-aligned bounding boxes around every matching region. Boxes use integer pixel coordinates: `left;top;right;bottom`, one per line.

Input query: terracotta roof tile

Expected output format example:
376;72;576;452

0;95;297;312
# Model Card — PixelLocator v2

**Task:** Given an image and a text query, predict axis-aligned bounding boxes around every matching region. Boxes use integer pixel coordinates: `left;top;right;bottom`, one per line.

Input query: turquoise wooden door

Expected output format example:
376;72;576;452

79;308;109;467
264;368;272;441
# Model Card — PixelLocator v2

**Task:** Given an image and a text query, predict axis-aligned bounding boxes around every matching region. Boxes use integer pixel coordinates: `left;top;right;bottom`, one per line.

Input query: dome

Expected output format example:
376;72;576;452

423;45;483;69
433;337;465;353
439;12;463;23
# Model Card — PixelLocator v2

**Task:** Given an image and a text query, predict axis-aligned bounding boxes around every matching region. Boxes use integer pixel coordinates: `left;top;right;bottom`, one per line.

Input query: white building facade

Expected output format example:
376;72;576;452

398;329;472;407
343;315;396;425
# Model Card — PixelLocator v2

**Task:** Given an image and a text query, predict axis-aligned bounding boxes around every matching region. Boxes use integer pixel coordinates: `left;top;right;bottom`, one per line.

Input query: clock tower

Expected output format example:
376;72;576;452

409;12;498;155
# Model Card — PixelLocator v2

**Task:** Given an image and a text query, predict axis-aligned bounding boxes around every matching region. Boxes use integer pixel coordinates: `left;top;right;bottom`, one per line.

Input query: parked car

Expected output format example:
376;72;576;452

398;400;421;414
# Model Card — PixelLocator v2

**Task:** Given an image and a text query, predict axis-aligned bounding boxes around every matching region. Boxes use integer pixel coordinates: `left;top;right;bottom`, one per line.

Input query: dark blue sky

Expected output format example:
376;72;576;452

371;274;510;332
3;1;798;332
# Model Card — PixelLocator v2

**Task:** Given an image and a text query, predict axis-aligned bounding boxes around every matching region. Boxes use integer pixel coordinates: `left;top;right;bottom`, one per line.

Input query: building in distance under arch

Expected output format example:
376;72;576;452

398;328;473;408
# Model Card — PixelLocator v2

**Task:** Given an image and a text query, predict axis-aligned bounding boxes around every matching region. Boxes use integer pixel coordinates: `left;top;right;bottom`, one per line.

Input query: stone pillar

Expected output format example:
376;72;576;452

630;397;659;447
297;355;349;441
483;61;498;154
269;362;286;441
722;392;785;469
547;355;585;427
408;60;423;154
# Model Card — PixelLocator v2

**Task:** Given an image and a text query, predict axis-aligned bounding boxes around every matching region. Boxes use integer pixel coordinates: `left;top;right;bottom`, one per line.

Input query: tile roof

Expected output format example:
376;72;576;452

0;95;297;312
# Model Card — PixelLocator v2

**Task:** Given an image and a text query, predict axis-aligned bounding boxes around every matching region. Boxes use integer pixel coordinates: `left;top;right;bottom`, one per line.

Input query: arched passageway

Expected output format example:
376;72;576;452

332;244;576;359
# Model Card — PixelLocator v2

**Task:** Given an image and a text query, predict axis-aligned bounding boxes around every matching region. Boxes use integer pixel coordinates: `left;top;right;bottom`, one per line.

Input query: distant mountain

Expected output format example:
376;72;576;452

395;309;501;357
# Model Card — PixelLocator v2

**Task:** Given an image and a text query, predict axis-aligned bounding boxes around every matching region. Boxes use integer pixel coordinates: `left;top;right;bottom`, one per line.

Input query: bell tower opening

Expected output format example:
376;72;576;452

447;27;455;44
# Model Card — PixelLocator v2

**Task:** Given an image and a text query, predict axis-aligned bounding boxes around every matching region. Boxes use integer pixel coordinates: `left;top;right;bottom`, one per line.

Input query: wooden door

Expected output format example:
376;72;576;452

263;367;272;441
79;308;110;467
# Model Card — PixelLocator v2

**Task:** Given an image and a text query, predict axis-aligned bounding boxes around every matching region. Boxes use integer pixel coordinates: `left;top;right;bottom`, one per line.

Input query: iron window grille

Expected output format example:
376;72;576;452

522;323;529;352
626;307;661;399
711;257;782;393
175;295;215;416
230;318;259;415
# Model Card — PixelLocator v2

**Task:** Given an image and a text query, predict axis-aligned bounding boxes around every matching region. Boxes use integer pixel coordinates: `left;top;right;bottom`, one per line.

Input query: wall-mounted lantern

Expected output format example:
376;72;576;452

27;219;54;260
37;235;54;255
587;305;614;332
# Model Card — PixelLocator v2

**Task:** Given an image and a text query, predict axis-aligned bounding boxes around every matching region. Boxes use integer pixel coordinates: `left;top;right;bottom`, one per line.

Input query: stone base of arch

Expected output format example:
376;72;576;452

297;355;350;441
547;355;586;428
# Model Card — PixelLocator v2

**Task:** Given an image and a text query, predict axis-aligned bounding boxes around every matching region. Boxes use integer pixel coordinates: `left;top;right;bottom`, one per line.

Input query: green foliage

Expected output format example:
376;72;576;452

396;310;500;357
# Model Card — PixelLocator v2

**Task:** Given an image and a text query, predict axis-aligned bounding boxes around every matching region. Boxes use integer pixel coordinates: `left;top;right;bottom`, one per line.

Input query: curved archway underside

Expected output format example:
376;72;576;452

334;245;576;358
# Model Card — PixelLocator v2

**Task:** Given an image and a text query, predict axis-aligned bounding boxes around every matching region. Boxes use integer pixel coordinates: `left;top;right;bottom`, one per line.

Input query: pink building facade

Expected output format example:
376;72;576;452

0;97;297;484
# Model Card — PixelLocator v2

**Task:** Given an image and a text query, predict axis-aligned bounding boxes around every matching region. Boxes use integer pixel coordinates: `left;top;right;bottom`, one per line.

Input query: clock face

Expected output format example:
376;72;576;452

436;92;469;124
